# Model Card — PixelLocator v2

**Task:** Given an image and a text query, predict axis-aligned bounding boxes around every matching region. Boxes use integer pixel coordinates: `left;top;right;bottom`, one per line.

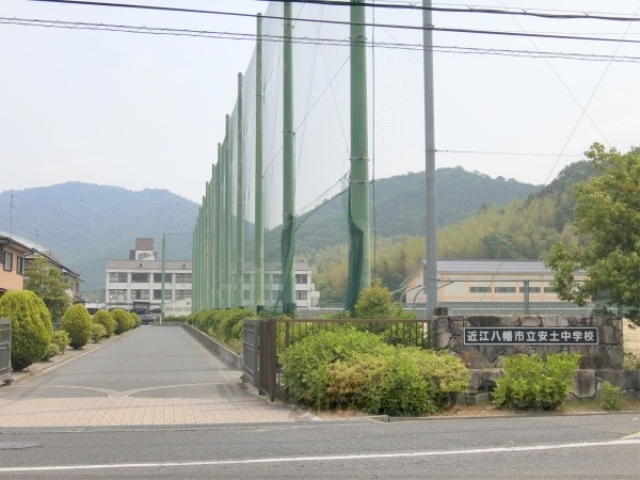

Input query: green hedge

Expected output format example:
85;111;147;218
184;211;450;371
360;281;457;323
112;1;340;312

280;327;469;416
93;310;115;337
0;290;53;371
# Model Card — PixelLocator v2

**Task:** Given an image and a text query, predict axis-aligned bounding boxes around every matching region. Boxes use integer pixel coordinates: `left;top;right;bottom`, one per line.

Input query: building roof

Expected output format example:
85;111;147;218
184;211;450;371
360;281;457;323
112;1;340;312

107;260;192;270
400;259;557;288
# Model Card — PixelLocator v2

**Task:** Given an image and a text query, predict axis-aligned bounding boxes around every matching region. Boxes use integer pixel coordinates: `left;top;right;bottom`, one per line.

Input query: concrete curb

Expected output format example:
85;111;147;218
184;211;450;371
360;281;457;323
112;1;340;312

173;322;243;370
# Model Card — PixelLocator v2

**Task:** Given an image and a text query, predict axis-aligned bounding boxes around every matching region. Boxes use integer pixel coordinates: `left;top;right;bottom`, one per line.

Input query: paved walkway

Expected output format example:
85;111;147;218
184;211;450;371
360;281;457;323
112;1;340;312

0;326;312;430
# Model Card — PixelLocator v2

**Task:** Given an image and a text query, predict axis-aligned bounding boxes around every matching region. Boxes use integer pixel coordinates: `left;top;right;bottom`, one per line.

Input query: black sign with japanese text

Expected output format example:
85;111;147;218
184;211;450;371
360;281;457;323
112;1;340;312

463;327;598;346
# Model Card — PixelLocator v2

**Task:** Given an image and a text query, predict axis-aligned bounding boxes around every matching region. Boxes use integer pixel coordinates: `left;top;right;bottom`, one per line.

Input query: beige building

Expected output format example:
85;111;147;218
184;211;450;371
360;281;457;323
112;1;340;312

400;259;590;315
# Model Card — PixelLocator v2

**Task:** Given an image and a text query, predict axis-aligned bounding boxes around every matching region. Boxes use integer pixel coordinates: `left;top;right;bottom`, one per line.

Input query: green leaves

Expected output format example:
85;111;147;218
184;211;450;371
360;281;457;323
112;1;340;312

546;144;640;324
493;353;581;411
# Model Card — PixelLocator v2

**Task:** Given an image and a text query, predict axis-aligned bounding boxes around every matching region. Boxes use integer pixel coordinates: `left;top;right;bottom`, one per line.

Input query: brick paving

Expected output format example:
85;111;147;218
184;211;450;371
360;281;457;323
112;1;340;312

0;328;313;429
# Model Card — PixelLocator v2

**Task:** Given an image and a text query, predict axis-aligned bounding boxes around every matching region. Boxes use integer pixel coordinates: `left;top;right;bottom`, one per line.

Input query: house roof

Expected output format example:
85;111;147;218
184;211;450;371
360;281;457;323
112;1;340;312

400;259;555;288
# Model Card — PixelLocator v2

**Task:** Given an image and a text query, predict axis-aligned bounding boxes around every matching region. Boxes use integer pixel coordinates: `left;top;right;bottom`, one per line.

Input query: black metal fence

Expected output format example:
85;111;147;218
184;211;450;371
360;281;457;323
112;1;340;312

0;318;11;385
248;318;431;402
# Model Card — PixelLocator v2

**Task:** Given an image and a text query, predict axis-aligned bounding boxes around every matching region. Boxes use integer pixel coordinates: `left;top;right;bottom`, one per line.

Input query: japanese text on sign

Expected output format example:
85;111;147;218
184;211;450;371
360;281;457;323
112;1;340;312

463;327;598;345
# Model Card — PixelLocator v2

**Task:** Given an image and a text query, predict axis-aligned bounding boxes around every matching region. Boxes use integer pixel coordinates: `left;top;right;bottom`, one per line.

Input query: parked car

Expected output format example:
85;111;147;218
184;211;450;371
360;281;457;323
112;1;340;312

140;314;155;325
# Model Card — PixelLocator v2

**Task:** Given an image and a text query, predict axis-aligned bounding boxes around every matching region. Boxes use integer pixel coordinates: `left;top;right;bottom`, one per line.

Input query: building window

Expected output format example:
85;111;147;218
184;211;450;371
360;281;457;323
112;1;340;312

3;252;13;272
175;289;191;300
244;273;252;284
519;286;541;293
131;289;150;300
295;290;308;300
272;274;282;285
153;289;172;300
109;289;127;302
295;274;308;284
109;272;128;283
16;256;25;275
175;273;192;284
544;286;555;293
153;273;173;283
131;273;149;283
495;286;516;293
244;290;252;301
469;286;491;293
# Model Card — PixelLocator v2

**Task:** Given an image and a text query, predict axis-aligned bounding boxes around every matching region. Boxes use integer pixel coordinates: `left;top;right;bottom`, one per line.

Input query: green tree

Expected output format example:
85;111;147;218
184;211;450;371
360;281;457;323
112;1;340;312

545;144;640;325
24;256;70;324
93;310;115;337
0;290;53;371
112;308;131;335
62;304;92;349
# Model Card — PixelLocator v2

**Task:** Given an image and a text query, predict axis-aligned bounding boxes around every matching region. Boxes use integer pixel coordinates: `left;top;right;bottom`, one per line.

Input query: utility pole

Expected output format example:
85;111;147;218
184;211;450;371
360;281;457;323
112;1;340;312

423;0;438;319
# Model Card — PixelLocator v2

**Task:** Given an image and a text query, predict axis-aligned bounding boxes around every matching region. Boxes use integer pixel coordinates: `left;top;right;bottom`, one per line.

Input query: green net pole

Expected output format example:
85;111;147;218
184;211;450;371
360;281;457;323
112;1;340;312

255;13;265;313
346;0;371;314
236;73;245;308
282;1;296;315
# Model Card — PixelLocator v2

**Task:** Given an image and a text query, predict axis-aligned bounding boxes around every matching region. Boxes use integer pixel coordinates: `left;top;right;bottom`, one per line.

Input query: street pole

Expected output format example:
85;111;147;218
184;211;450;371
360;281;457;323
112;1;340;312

237;72;245;308
423;0;438;320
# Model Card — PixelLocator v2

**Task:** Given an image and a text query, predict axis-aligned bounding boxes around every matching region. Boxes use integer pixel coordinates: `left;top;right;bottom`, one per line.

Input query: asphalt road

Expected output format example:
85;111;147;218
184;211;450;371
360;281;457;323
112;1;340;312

0;326;638;478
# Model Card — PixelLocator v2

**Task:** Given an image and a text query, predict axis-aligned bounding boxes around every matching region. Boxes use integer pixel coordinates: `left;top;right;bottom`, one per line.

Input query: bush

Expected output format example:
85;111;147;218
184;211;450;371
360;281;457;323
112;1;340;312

41;343;60;361
354;285;415;320
601;381;624;411
326;348;469;415
91;323;107;343
364;351;438;417
129;312;140;329
93;310;115;337
493;353;581;410
624;352;640;370
112;309;131;335
62;304;92;350
281;327;391;408
51;330;70;355
0;290;53;371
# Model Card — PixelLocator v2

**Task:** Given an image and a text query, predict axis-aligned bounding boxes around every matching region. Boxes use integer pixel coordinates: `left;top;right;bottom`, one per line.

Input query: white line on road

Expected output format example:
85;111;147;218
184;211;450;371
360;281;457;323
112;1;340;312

1;439;639;473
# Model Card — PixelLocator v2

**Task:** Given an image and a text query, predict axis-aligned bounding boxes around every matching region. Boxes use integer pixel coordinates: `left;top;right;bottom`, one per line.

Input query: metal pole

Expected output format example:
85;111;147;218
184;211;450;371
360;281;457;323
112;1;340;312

237;73;245;308
215;151;223;309
208;165;216;309
255;13;265;312
161;232;165;324
224;116;232;309
282;1;296;315
346;0;370;313
423;0;438;320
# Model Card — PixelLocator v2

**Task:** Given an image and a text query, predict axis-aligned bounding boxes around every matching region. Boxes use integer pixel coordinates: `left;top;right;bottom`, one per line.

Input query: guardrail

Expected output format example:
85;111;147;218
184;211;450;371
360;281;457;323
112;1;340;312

0;318;11;385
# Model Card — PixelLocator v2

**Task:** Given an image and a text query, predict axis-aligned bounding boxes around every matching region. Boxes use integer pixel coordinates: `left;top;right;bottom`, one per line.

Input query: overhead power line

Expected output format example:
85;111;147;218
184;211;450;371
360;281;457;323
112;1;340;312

4;17;640;63
26;0;640;44
258;0;640;23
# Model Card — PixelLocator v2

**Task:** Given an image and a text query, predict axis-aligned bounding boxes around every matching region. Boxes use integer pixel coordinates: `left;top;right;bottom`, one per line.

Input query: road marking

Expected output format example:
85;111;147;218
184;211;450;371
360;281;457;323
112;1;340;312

1;439;639;473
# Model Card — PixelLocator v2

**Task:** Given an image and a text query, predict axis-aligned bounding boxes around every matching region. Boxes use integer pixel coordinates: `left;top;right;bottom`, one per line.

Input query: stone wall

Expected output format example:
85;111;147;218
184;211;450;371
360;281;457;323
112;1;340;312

432;315;639;404
433;315;623;369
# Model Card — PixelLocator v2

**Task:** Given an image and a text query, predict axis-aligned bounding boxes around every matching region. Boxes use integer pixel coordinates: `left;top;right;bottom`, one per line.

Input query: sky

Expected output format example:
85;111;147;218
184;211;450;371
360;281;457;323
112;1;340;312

1;0;639;207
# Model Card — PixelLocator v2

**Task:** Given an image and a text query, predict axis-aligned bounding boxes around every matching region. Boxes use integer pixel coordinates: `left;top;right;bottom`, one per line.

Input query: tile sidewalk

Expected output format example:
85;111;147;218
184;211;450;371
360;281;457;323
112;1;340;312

0;332;314;429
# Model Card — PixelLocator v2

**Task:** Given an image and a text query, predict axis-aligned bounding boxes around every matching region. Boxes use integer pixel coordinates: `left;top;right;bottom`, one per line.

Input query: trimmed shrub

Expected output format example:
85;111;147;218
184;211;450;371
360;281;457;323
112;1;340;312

129;313;140;329
493;353;581;410
91;323;107;343
326;348;469;415
112;309;131;335
0;290;53;371
42;343;60;361
364;351;438;417
93;310;115;338
62;304;92;350
281;327;391;407
52;330;70;355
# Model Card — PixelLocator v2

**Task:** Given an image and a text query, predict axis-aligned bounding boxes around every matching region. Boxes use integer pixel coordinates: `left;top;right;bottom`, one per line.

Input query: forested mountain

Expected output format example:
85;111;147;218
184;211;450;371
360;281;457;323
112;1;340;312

312;160;596;305
0;169;540;296
294;167;541;258
0;183;197;292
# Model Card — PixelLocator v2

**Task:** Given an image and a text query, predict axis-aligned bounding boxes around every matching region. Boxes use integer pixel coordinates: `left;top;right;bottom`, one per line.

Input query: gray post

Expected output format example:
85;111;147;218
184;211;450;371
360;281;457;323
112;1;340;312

423;0;438;320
